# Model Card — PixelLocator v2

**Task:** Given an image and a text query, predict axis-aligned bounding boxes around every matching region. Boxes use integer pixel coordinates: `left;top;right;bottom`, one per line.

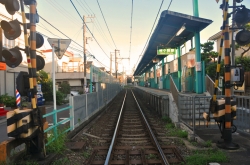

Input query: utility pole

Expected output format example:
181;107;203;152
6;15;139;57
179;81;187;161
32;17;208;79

114;49;129;79
115;49;118;78
83;15;86;93
83;15;94;93
110;52;112;76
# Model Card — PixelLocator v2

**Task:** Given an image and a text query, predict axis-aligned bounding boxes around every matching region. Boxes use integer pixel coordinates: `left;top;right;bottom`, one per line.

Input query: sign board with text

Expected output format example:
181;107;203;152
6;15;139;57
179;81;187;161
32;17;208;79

157;47;176;55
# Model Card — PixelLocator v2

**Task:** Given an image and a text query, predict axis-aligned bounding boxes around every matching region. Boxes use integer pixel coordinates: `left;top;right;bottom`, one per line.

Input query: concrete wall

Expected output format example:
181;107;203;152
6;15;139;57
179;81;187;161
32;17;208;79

70;83;122;129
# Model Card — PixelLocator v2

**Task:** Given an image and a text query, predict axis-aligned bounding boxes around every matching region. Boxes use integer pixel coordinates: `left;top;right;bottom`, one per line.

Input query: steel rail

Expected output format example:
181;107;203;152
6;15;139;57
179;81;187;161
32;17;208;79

104;90;127;165
131;90;170;165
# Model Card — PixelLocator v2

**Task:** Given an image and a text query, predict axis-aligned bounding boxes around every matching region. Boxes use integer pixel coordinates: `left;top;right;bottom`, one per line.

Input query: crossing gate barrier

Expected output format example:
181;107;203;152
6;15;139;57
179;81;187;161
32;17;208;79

213;99;237;122
7;108;38;138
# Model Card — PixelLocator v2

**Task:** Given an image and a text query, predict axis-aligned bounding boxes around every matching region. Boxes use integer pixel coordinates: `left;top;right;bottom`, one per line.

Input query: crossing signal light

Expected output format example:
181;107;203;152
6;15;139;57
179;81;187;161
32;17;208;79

16;71;30;97
1;19;21;40
235;30;250;46
36;55;45;71
234;7;250;27
28;33;44;49
2;47;22;68
0;0;20;15
25;11;39;23
235;6;250;46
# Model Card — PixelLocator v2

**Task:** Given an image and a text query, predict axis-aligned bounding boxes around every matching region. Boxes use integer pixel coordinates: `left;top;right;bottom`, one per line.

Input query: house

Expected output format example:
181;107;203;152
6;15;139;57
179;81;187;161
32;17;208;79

208;30;250;58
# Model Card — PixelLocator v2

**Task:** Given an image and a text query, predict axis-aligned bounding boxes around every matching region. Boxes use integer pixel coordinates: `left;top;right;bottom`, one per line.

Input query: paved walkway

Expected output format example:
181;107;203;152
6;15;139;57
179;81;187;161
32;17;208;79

196;129;250;165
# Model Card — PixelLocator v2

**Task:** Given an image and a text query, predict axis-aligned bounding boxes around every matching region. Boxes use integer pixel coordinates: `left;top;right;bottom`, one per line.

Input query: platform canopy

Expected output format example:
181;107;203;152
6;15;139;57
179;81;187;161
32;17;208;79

133;10;212;76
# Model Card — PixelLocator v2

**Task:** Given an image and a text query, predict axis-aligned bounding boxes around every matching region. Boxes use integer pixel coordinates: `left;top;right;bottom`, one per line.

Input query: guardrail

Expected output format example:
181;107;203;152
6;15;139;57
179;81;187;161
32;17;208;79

43;105;73;146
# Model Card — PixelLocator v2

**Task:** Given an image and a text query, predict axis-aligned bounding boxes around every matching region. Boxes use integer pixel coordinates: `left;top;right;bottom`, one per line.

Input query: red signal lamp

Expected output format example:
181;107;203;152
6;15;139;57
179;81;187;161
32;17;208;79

1;19;21;40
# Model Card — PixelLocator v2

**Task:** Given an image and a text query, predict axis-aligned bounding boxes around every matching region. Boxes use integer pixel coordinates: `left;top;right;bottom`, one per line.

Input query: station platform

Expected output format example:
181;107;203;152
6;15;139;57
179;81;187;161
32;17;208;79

134;86;250;165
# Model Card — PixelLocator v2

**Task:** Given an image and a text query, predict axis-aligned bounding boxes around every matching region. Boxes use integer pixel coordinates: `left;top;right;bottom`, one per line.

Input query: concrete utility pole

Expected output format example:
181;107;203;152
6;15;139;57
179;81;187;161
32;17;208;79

115;49;118;78
110;52;112;76
83;15;87;93
83;15;94;93
115;49;129;79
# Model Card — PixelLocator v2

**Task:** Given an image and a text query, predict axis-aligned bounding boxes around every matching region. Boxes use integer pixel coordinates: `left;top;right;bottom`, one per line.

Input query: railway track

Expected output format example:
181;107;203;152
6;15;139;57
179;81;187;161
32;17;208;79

52;88;186;165
63;89;185;165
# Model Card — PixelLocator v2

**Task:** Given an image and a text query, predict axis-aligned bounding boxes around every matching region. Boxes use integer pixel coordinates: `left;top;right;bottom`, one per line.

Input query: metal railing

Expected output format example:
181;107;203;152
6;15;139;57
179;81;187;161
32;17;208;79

178;93;250;135
57;66;90;73
170;75;179;107
206;75;222;95
43;105;73;146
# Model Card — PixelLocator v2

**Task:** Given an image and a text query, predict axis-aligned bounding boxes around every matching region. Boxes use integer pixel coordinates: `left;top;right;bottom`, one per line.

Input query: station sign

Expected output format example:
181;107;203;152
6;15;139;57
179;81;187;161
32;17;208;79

157;46;176;55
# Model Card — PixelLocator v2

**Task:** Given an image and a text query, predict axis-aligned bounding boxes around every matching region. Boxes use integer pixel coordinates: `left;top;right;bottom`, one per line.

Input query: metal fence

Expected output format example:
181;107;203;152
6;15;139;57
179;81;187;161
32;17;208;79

70;83;122;129
134;88;170;117
178;93;250;135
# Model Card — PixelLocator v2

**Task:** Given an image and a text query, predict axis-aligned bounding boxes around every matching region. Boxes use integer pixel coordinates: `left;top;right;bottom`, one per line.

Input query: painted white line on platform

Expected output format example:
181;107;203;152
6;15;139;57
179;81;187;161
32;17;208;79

60;118;69;124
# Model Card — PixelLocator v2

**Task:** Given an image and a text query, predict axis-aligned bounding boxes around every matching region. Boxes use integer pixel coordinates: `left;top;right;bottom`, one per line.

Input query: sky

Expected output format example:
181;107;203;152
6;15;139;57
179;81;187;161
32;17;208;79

33;0;250;75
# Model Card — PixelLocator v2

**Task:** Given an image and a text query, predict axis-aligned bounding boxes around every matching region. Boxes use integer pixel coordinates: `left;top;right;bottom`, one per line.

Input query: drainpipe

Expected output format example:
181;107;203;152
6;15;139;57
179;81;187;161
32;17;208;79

177;46;181;91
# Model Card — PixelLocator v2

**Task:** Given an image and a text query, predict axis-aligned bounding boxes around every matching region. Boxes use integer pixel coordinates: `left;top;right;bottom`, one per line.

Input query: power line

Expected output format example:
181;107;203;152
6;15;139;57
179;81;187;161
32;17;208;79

37;15;110;69
167;0;173;10
134;0;165;69
70;0;110;59
96;0;117;49
75;1;114;50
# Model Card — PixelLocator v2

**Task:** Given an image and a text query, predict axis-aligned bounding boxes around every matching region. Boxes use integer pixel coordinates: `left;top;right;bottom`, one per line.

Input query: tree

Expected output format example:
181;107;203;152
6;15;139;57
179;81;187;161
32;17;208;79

59;82;70;95
235;23;250;58
37;70;53;102
201;41;218;65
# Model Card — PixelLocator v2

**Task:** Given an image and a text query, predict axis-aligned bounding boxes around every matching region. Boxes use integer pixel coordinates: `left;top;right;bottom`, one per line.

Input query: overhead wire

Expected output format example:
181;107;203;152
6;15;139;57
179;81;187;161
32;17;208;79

134;0;166;71
129;0;134;70
35;12;110;69
77;0;93;15
70;0;110;59
75;1;114;50
43;0;81;27
96;0;117;49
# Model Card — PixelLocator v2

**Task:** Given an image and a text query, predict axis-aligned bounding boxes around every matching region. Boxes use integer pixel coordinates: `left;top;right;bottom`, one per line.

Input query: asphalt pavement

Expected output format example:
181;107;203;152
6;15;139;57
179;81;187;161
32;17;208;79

196;129;250;165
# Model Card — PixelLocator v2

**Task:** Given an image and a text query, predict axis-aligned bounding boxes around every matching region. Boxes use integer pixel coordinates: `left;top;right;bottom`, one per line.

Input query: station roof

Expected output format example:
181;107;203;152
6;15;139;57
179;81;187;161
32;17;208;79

133;10;212;76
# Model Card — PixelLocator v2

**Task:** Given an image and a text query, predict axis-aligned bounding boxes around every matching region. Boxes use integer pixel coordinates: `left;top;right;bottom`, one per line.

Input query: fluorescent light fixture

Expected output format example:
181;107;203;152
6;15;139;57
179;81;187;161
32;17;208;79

176;25;186;36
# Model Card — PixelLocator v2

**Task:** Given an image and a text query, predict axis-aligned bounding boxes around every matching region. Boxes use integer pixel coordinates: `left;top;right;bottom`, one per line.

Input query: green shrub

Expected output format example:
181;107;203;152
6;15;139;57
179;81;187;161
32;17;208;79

59;82;70;95
0;94;16;107
185;149;229;165
162;116;172;123
56;91;65;105
46;129;67;154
